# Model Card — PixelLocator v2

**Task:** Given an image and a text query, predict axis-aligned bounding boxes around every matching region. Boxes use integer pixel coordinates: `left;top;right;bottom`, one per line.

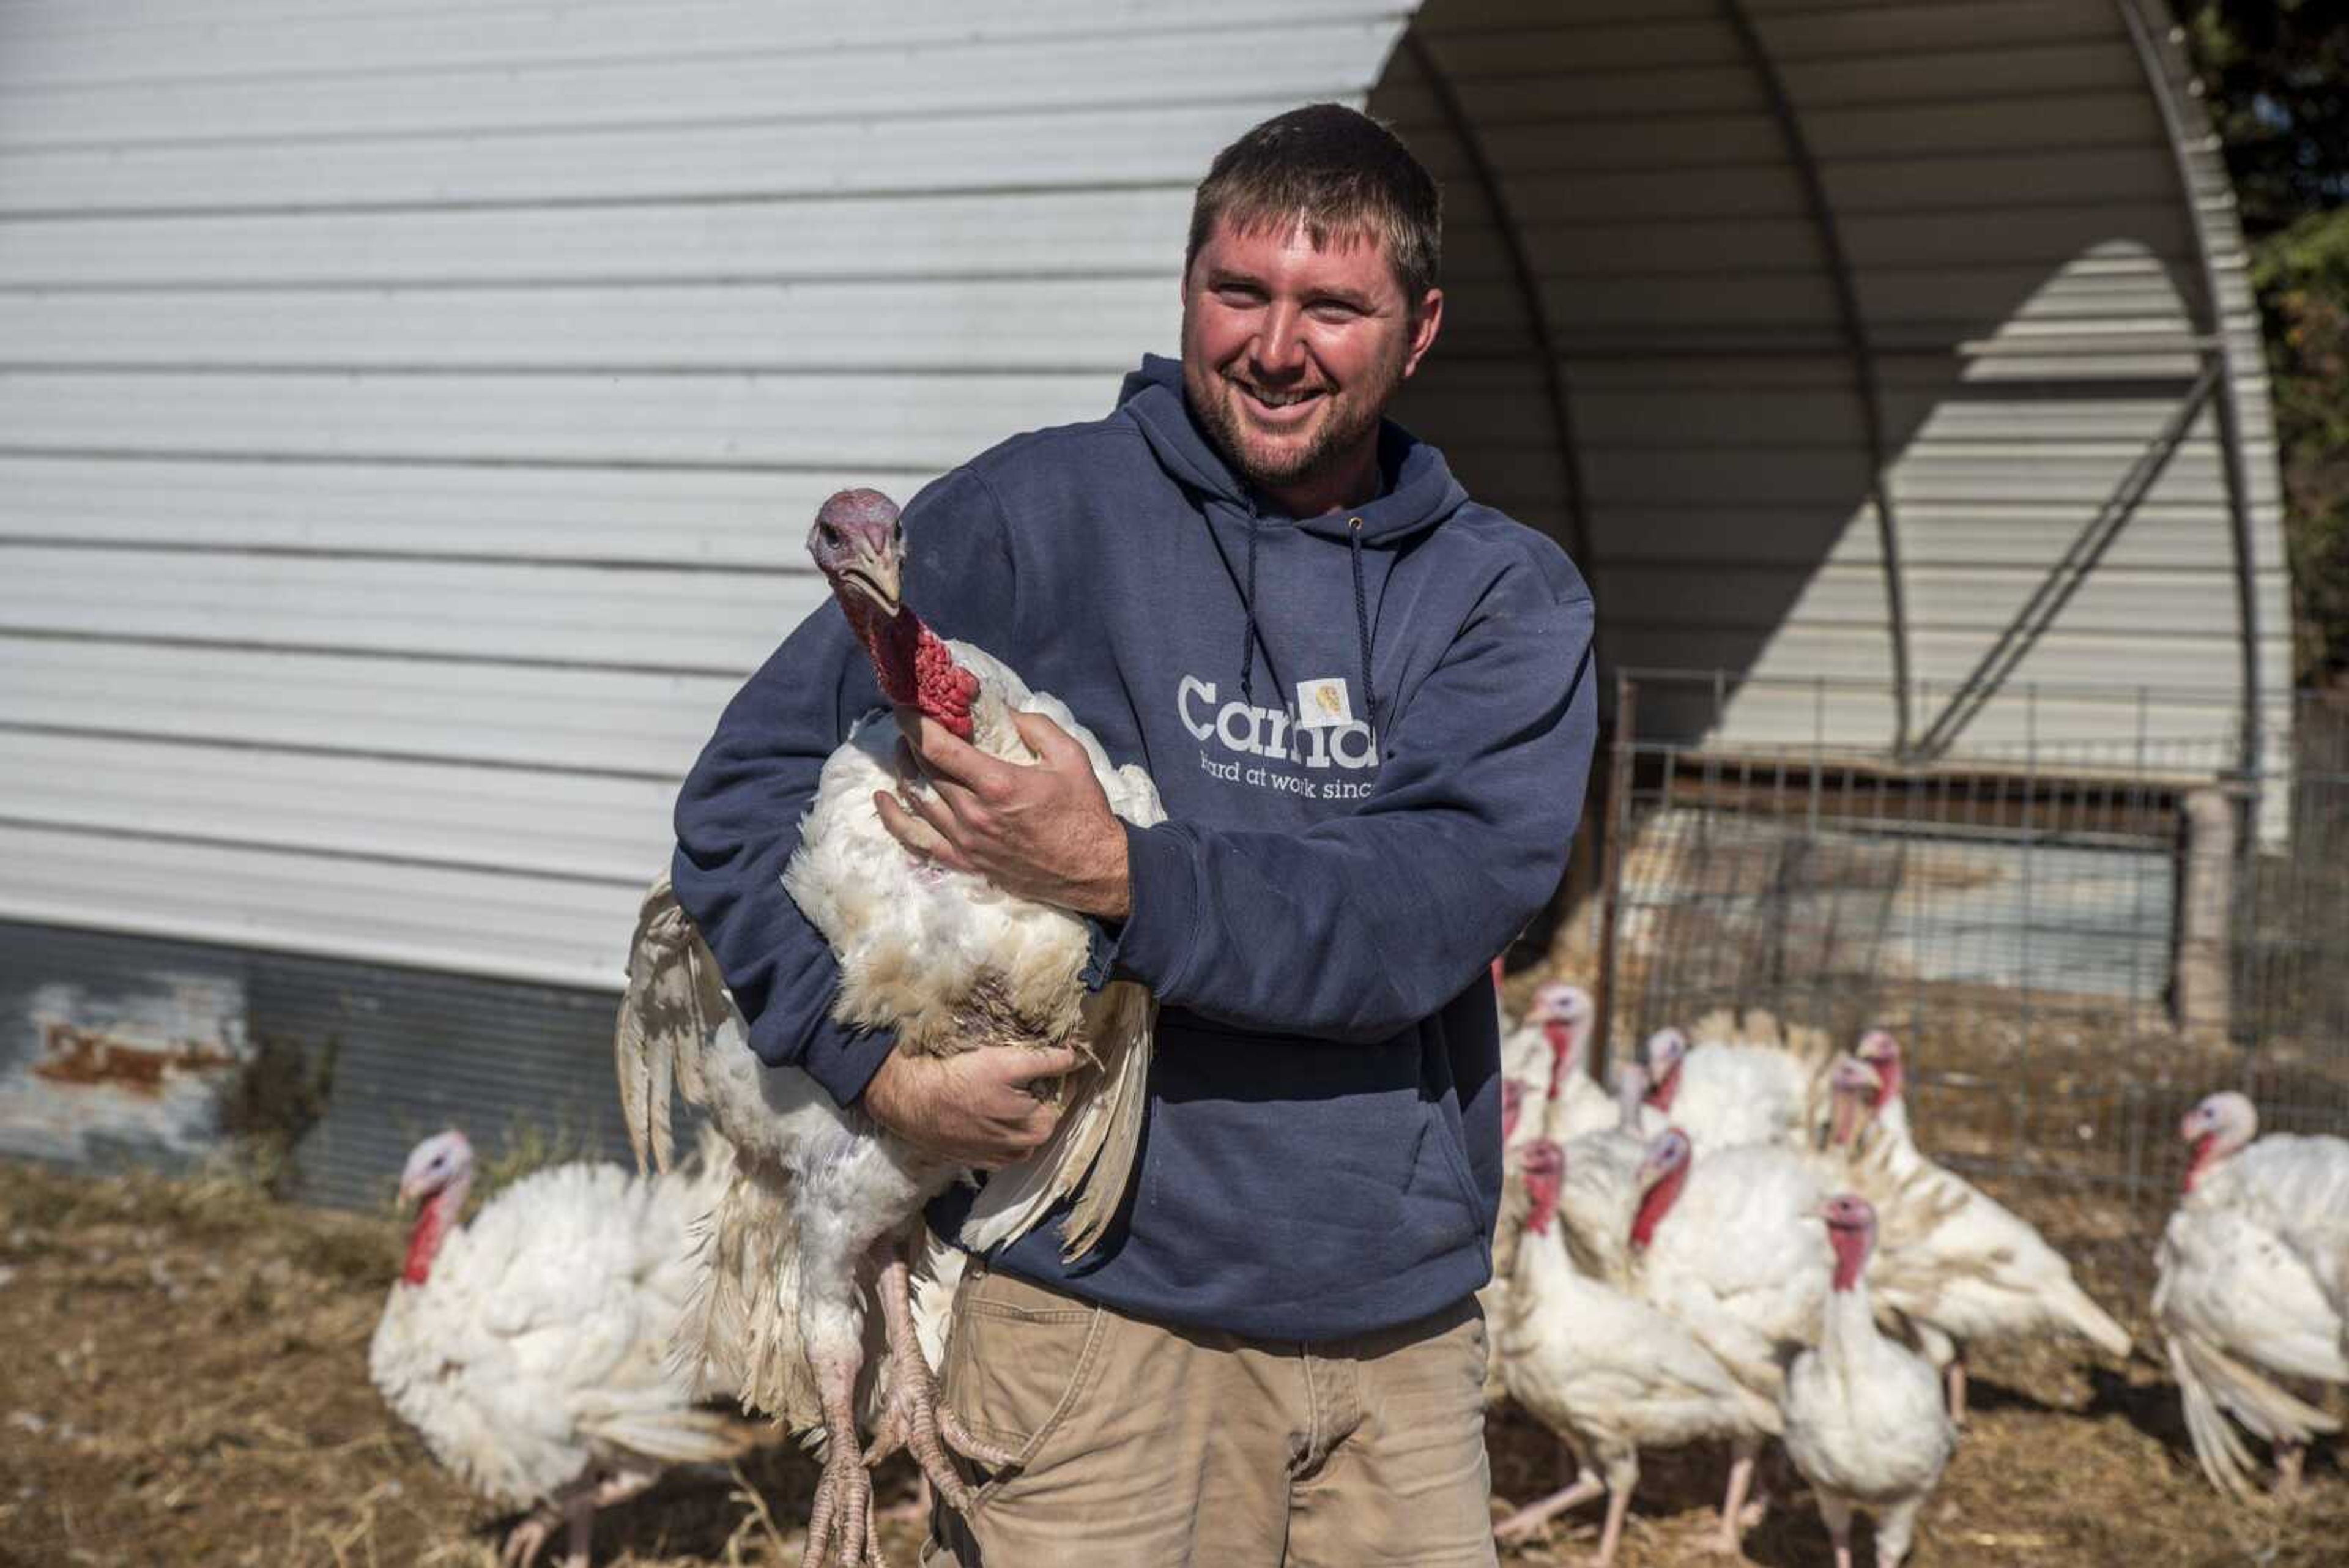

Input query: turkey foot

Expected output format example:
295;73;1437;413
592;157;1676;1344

803;1347;883;1568
862;1244;1019;1512
2276;1439;2306;1498
500;1507;558;1567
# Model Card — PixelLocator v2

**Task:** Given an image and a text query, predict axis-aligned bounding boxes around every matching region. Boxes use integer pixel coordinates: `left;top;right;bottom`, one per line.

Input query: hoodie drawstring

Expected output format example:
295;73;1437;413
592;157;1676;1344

1228;511;1377;741
1238;518;1262;704
1349;516;1376;740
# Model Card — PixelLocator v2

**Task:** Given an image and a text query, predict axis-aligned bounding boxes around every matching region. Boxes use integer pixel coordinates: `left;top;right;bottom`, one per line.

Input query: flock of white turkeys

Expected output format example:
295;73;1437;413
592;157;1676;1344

1484;982;2347;1567
361;475;2349;1568
366;973;2349;1568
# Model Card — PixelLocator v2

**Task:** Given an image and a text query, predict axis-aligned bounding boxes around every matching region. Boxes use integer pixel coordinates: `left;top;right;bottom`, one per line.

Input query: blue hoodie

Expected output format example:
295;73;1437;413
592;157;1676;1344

671;355;1597;1340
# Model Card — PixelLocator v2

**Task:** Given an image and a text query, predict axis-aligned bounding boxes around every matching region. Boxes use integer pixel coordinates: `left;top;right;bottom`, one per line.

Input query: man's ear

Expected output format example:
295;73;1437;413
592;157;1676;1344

1402;288;1444;379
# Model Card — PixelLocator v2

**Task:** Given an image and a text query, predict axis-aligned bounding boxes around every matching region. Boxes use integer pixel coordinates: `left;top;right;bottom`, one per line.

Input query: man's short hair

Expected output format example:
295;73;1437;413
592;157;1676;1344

1185;103;1442;309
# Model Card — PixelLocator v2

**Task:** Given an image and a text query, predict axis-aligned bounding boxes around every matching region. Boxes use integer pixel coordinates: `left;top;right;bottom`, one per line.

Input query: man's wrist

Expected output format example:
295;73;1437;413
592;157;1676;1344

1083;820;1132;921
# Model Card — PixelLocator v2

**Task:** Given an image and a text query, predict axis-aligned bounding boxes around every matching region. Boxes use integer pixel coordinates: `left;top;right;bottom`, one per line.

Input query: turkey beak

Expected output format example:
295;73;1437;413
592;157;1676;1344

837;544;902;619
395;1178;420;1208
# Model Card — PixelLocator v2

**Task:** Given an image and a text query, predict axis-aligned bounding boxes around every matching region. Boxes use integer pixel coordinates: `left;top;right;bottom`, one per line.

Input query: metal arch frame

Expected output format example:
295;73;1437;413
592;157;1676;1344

2115;0;2265;785
1716;0;1915;759
1398;32;1598;586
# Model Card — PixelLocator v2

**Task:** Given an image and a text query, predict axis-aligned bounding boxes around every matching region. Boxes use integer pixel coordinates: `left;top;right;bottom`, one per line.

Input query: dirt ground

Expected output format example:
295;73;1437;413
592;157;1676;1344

2;1157;2345;1568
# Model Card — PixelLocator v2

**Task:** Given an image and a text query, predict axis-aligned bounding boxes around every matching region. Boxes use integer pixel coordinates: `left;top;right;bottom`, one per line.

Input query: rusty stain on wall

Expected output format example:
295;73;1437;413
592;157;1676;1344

32;1023;240;1097
1;974;250;1162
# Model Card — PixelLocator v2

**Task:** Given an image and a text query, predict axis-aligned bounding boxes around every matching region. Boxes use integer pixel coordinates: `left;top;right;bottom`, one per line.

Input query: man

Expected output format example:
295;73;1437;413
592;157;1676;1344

672;103;1597;1565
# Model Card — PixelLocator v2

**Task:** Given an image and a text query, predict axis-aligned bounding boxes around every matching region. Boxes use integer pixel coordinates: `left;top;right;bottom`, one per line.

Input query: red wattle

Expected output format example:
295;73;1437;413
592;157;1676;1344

2183;1133;2216;1194
912;627;977;741
1543;1020;1573;1102
1646;1065;1679;1112
1875;1054;1904;1109
1630;1161;1687;1252
1828;1228;1869;1292
401;1194;457;1285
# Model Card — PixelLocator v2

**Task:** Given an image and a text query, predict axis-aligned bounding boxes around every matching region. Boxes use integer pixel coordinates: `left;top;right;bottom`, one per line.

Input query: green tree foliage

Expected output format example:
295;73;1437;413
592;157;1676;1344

2170;1;2349;680
2255;210;2349;681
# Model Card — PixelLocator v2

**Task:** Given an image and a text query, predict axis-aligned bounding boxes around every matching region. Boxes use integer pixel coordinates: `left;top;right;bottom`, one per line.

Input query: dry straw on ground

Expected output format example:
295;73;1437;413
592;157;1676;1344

1;1148;2342;1567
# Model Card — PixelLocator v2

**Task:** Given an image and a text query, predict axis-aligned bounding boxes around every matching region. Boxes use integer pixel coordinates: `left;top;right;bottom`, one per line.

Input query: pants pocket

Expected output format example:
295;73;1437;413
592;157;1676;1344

941;1265;1108;1498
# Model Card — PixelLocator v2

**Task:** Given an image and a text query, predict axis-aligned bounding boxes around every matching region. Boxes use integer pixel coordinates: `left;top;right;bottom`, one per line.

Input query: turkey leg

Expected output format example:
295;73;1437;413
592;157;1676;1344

798;1227;887;1568
803;1332;883;1568
863;1238;1019;1509
1709;1435;1760;1555
1491;1473;1605;1544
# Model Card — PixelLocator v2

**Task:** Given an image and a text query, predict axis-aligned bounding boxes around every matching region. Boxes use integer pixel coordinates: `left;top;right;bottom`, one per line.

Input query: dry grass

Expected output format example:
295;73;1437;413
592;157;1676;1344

0;1160;927;1568
4;1131;2346;1567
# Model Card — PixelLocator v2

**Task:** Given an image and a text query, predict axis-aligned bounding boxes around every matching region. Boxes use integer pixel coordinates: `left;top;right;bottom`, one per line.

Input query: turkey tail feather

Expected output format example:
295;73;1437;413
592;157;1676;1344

675;1166;825;1432
614;875;729;1175
2055;1280;2134;1359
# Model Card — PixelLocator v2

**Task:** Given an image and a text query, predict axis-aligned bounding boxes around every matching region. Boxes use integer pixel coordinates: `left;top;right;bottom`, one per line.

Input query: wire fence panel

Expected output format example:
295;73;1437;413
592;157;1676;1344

1597;672;2349;1302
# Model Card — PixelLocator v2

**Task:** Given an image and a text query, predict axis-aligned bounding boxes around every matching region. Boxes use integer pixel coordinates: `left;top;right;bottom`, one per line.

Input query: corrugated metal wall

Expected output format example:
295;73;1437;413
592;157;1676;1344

0;1;2296;1196
0;916;636;1206
0;0;1411;991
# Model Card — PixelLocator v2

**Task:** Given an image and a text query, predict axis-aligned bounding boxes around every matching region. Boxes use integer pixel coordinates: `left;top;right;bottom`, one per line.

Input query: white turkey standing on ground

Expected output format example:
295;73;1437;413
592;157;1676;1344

1781;1195;1957;1568
2155;1090;2349;1496
1641;1009;1835;1153
1495;1139;1783;1566
613;488;1165;1567
371;1129;760;1568
1834;1031;2132;1422
1610;1125;1833;1552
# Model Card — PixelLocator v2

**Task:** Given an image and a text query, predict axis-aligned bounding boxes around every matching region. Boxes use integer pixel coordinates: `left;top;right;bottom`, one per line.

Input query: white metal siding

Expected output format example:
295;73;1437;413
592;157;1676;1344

0;1;1409;987
0;0;2297;989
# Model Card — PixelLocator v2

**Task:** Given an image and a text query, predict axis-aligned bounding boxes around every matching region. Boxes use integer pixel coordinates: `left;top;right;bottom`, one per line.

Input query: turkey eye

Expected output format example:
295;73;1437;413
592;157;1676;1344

819;524;841;546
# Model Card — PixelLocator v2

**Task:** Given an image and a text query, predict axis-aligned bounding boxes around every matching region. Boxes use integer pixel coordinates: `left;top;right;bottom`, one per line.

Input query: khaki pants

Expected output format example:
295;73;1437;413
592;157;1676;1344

921;1261;1497;1568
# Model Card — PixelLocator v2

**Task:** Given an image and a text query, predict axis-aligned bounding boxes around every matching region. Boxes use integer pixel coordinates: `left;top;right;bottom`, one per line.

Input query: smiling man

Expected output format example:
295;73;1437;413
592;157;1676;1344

671;104;1597;1566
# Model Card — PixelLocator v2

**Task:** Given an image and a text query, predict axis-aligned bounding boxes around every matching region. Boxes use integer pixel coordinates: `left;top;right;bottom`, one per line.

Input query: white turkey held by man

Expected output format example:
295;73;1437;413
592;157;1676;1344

2155;1090;2349;1496
371;1129;758;1568
613;488;1164;1566
1781;1195;1957;1568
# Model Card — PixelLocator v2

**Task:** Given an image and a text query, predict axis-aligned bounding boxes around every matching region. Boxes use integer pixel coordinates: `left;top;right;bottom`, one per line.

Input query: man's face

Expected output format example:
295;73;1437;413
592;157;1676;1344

1179;215;1442;504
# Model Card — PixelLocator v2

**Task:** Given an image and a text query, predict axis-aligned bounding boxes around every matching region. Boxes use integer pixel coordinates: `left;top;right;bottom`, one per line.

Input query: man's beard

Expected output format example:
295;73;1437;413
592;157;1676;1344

1182;344;1406;499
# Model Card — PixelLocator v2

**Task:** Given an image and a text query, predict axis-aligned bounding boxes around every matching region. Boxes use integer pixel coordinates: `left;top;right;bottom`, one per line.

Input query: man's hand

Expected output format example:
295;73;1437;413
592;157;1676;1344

875;707;1132;920
860;1043;1083;1169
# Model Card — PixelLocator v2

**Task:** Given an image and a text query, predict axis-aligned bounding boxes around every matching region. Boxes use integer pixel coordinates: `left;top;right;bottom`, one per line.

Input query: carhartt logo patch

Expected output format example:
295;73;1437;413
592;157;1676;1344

1296;678;1353;729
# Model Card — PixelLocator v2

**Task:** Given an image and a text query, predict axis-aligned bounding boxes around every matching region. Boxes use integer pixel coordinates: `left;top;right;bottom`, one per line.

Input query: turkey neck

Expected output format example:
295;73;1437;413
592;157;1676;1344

1822;1229;1878;1369
2182;1133;2230;1194
1629;1160;1687;1252
841;596;1026;757
401;1176;470;1285
1541;1019;1583;1102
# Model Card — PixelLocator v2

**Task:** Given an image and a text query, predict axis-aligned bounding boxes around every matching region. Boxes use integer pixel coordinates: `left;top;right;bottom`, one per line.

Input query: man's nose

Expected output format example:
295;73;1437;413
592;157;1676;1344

1251;303;1307;377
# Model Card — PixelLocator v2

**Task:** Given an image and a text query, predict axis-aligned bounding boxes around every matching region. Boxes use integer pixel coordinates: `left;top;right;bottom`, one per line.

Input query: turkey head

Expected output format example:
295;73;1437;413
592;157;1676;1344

809;487;982;741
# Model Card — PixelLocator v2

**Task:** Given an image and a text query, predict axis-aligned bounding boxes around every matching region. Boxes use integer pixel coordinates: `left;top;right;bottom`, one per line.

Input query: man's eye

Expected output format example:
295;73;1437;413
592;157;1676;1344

1309;301;1359;322
1215;286;1264;305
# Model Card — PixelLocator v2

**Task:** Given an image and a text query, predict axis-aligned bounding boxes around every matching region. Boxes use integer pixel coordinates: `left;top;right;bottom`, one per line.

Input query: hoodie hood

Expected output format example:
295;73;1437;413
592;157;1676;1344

1116;354;1466;545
